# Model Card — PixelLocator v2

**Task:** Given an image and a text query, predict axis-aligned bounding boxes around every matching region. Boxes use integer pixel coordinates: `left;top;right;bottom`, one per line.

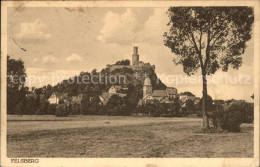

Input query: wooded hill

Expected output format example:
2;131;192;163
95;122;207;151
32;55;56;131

42;60;166;99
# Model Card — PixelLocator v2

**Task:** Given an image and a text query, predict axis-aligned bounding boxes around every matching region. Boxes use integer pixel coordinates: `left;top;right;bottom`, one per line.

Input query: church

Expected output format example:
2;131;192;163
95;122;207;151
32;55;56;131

139;77;178;105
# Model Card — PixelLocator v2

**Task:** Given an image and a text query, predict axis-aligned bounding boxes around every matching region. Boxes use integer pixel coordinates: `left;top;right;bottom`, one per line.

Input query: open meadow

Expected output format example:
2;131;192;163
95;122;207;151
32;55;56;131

7;115;253;158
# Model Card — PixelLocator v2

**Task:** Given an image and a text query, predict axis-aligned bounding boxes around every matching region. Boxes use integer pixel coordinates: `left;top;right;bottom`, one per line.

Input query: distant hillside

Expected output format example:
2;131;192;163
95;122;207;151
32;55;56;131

41;60;166;98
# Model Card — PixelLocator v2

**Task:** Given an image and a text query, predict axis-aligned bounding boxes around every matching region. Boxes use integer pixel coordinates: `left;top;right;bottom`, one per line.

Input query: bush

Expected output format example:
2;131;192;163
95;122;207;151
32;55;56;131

135;105;146;114
81;95;101;115
144;104;157;116
195;110;202;117
185;99;195;114
56;104;70;117
71;104;81;115
178;108;189;117
105;94;127;116
211;101;254;132
136;101;181;117
23;96;38;115
153;104;166;117
160;113;172;117
196;95;213;117
241;102;254;123
167;100;180;117
40;100;49;115
135;103;167;117
47;104;58;115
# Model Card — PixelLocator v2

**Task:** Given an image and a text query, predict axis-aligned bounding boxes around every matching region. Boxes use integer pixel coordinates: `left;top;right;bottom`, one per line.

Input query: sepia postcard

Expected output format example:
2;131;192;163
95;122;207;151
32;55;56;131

1;1;260;167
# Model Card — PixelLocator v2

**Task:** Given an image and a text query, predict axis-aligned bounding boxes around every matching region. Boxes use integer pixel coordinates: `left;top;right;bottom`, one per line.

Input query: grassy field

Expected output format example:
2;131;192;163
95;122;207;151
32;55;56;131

7;115;253;157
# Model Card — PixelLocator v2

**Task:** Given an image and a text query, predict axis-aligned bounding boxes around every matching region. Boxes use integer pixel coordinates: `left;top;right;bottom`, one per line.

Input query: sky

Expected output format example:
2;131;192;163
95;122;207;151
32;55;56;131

7;7;254;102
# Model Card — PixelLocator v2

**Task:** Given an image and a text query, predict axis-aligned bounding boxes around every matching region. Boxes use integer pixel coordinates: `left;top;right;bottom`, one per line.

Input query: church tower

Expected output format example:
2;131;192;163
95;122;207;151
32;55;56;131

132;46;139;65
143;77;152;97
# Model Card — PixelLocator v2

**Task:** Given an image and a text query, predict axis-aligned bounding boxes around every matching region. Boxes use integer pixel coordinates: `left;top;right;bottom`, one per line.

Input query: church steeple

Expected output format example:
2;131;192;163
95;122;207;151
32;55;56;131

143;77;152;97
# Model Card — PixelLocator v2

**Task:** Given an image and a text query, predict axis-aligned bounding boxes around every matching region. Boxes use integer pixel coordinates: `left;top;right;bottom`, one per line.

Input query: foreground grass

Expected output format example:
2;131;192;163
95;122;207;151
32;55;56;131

7;116;253;157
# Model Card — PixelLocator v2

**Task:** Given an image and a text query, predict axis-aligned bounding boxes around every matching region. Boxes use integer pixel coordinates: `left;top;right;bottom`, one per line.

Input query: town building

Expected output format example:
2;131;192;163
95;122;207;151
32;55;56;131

108;85;122;93
143;77;153;97
179;92;196;100
70;94;83;114
48;92;69;104
71;94;83;105
99;92;126;105
140;77;178;105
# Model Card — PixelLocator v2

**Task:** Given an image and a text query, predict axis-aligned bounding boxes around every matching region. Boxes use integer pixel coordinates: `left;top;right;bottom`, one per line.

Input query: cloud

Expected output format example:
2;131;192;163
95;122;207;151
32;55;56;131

16;19;51;41
97;8;137;44
140;8;168;43
66;53;83;62
42;55;56;64
97;8;168;45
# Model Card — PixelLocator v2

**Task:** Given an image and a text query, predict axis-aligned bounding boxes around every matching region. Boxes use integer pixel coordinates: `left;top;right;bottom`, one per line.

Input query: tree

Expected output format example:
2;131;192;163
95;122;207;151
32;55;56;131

125;83;139;115
106;95;126;115
24;96;38;115
199;95;213;110
81;94;101;115
7;55;26;89
7;55;27;114
34;88;43;95
186;99;195;113
163;7;254;130
115;59;130;65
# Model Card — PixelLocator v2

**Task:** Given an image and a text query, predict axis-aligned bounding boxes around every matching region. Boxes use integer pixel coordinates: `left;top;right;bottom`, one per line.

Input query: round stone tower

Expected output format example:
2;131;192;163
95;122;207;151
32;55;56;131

132;46;139;65
143;77;152;98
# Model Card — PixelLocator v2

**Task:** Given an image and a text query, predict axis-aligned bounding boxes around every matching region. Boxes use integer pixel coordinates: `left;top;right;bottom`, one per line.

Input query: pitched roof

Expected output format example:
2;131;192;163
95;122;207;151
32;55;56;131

137;99;143;106
78;94;83;100
153;96;164;101
52;92;68;99
99;96;109;105
116;93;126;97
99;92;126;105
166;87;177;95
188;96;196;101
194;97;201;103
109;86;123;93
180;96;188;102
160;97;174;103
71;96;81;104
101;92;126;98
143;94;154;100
180;96;197;104
114;86;122;90
152;90;167;97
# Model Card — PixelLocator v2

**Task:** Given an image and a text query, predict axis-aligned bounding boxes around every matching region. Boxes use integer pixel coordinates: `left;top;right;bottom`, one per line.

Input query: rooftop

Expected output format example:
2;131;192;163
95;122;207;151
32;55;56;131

152;90;167;97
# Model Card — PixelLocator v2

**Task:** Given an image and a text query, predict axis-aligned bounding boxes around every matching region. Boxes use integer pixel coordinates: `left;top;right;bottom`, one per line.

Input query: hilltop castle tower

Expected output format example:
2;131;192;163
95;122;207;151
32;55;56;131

132;46;139;65
143;77;152;97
